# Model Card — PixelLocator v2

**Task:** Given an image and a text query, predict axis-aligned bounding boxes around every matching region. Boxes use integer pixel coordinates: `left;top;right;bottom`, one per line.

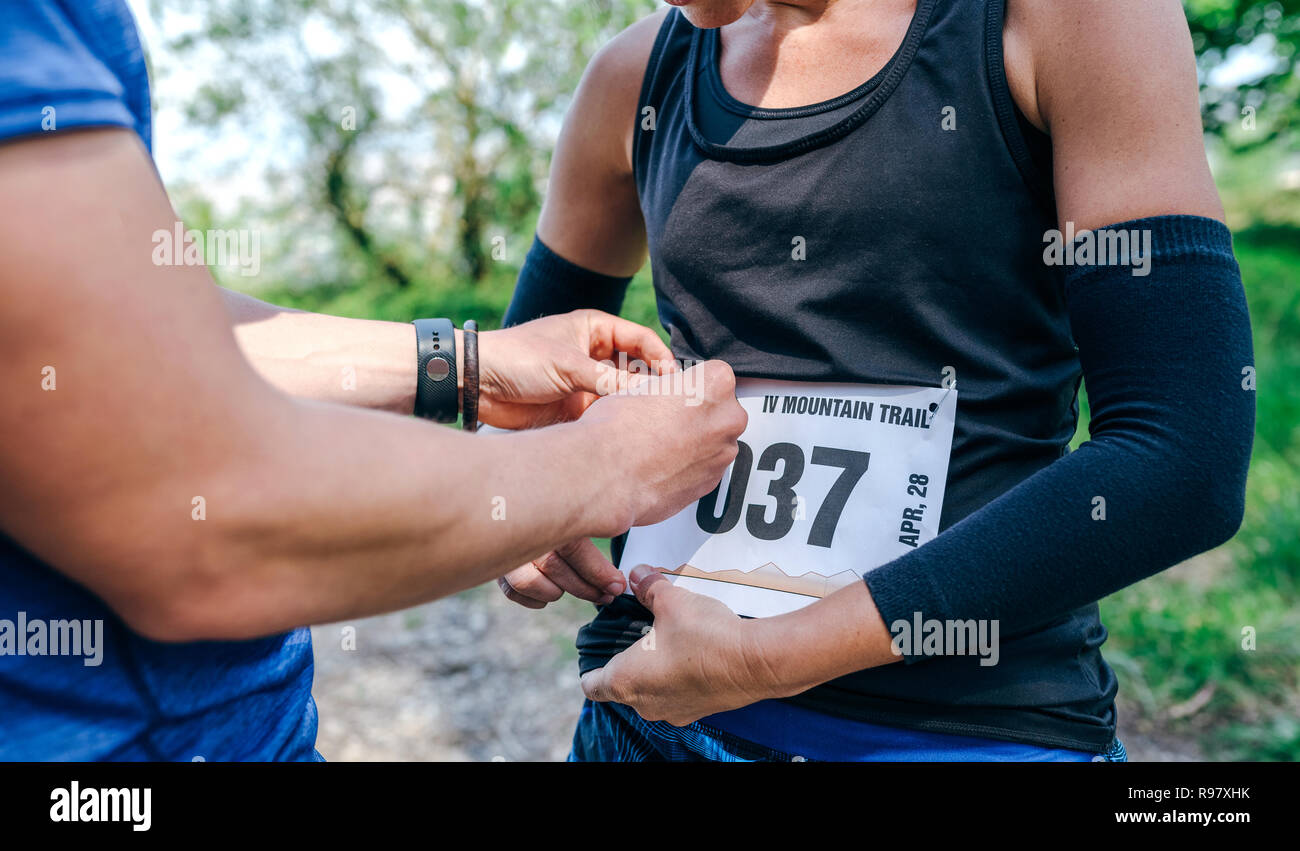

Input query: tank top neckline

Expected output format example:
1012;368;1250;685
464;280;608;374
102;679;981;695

684;0;938;163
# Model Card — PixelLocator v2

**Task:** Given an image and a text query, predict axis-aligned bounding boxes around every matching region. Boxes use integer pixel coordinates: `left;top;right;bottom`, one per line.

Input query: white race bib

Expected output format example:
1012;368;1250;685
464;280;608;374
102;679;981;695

620;379;957;618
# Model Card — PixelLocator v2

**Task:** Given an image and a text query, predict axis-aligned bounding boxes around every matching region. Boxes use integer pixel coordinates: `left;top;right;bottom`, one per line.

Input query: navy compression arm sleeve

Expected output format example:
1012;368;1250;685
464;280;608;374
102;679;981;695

502;235;633;326
864;215;1255;648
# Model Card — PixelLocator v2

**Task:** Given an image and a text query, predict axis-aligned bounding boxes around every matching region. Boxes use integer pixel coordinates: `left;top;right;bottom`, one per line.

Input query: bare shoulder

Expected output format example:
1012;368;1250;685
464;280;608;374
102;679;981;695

587;6;671;92
1005;0;1198;131
570;7;671;168
1003;0;1222;227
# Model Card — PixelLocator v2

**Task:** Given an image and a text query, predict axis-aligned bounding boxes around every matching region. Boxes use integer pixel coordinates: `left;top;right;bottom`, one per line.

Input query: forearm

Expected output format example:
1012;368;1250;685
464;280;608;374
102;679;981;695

862;217;1251;643
743;429;1222;699
102;394;623;641
745;581;901;698
222;288;440;414
727;216;1255;701
0;129;655;645
502;236;634;327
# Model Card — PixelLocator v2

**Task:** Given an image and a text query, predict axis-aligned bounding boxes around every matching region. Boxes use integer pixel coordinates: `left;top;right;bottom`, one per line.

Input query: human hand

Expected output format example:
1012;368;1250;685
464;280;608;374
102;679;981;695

498;538;625;609
579;359;747;536
578;565;775;726
476;309;676;429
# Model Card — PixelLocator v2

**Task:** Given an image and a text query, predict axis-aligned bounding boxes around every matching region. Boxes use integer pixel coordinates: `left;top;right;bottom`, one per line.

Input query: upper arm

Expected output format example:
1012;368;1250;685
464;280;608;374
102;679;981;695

1013;0;1224;231
535;8;668;277
0;129;283;621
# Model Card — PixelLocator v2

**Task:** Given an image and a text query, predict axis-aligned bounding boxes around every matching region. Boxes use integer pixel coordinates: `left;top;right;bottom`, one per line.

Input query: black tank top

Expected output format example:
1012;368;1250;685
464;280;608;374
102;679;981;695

579;0;1118;751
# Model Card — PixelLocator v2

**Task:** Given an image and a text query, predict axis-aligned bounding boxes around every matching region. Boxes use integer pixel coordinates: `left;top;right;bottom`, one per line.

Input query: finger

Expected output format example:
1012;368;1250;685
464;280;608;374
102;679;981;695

534;549;615;604
556;538;625;598
557;391;600;421
628;564;680;613
498;576;548;609
580;666;617;703
555;349;627;399
498;567;562;608
478;400;560;431
585;312;677;375
480;393;597;430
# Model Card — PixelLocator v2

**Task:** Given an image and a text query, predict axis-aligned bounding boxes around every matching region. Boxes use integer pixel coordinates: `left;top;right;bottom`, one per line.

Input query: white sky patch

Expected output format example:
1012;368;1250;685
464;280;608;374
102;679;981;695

301;15;348;59
501;41;528;73
127;0;277;205
1207;35;1280;87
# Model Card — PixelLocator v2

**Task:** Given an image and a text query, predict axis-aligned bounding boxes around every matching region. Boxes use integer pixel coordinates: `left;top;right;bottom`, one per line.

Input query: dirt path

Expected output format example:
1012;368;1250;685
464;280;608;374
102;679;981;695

310;585;1205;761
311;585;588;761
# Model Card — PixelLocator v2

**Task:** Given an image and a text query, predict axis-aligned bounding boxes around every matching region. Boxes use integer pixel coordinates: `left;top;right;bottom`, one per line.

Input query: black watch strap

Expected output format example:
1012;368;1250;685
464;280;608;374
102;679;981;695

412;318;458;422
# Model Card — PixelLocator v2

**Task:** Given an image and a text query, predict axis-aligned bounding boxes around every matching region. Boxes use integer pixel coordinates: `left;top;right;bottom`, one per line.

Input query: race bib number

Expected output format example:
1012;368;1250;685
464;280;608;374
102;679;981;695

620;379;957;618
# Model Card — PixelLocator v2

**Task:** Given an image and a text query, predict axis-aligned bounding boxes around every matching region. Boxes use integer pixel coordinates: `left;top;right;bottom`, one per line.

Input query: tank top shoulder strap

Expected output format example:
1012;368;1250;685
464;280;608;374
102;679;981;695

632;8;694;180
907;0;1053;207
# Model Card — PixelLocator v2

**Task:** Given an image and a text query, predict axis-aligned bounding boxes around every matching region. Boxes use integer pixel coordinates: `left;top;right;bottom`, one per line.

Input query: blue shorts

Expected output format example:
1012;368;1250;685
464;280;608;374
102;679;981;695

569;700;1128;762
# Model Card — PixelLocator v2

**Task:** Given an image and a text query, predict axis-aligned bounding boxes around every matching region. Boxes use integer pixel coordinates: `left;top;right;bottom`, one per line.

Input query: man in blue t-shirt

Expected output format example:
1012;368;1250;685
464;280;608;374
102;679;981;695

0;0;746;760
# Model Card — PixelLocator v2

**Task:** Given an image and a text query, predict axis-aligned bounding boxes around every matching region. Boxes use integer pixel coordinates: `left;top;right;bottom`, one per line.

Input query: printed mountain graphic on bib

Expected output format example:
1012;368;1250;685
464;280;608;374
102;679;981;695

662;562;862;599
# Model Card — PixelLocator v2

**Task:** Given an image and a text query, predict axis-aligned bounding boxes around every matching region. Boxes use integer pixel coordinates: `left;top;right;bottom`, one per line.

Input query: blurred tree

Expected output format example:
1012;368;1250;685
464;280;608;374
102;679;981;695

152;0;655;287
151;0;1296;291
1187;0;1299;148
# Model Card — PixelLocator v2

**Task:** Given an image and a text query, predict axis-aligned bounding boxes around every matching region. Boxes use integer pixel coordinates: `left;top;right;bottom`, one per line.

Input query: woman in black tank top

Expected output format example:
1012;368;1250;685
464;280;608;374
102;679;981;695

502;0;1251;761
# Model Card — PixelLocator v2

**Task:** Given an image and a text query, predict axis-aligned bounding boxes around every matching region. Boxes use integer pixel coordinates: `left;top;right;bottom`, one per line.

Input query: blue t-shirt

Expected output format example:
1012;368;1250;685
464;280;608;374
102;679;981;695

0;0;319;761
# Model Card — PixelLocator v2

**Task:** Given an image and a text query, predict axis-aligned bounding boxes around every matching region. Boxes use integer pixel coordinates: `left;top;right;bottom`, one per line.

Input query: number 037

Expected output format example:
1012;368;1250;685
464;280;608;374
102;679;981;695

695;441;870;549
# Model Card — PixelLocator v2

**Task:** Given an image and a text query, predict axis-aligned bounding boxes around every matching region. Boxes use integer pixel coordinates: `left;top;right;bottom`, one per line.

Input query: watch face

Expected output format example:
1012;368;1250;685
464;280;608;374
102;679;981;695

425;357;451;381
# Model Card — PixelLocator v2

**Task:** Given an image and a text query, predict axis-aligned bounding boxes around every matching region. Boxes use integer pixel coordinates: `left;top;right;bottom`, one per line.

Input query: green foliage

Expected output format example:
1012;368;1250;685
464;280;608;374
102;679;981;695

1230;233;1300;596
155;0;657;289
1186;0;1300;148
